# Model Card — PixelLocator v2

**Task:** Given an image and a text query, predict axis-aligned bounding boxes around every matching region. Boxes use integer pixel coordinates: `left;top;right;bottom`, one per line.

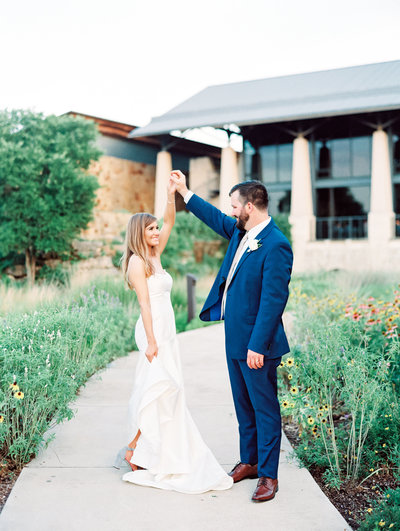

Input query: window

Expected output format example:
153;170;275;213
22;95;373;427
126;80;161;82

316;136;371;180
259;144;292;184
331;139;351;179
393;135;400;175
260;146;277;183
268;190;291;216
352;136;371;177
277;144;292;182
316;186;369;239
316;186;369;217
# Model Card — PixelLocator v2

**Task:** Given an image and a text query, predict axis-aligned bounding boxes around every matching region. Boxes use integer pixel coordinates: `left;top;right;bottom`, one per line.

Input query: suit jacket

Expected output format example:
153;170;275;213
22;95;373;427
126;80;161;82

186;193;293;360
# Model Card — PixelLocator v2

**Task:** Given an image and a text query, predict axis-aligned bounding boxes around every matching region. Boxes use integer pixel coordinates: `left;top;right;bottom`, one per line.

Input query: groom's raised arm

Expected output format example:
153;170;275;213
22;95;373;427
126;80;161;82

186;193;236;240
172;170;236;240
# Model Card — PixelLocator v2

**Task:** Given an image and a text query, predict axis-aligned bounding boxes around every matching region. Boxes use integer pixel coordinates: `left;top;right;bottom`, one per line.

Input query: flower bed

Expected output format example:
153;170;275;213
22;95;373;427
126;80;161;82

0;286;134;468
280;284;400;529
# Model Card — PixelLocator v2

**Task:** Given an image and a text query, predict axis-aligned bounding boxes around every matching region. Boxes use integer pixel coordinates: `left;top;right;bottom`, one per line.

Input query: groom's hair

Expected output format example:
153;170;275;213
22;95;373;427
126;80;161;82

229;180;269;211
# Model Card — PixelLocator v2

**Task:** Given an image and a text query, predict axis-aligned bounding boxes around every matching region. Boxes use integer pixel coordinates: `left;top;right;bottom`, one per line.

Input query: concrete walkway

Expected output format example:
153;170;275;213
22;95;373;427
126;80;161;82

1;323;350;531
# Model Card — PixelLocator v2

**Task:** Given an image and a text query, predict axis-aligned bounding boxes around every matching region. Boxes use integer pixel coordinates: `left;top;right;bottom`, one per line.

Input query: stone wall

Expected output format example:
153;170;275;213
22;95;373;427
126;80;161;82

81;155;156;242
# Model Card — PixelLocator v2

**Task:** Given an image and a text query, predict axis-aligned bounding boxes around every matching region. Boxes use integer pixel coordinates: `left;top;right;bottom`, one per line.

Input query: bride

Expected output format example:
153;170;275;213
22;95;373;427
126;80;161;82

114;175;233;494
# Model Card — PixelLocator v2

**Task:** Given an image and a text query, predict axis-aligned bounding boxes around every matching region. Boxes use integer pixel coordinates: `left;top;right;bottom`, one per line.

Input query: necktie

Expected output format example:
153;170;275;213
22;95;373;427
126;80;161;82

221;233;248;318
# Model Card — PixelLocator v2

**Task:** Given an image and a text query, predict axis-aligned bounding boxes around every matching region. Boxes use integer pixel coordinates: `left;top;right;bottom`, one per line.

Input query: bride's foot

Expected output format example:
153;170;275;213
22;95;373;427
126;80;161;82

124;447;139;471
113;445;141;471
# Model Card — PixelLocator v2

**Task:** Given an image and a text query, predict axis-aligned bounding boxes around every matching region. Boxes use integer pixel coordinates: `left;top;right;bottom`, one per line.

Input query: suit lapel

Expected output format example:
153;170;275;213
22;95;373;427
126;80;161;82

220;230;246;282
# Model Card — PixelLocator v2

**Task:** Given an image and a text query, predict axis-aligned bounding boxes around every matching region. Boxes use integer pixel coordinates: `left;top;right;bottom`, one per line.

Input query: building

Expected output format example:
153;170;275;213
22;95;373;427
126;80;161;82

67;112;220;243
129;60;400;272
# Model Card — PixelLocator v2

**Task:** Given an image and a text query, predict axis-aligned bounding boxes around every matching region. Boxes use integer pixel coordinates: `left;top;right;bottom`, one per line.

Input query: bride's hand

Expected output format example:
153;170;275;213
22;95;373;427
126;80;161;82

170;170;188;196
145;341;158;363
167;177;177;195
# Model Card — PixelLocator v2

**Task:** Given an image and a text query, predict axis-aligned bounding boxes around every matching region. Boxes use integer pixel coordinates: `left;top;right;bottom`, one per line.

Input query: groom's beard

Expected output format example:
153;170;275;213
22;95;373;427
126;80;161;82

235;211;249;231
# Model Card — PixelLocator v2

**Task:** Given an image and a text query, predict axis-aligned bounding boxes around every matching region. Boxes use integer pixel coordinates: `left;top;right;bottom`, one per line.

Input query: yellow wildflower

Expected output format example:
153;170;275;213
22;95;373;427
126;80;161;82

286;358;294;367
307;417;315;425
290;387;298;395
378;521;385;527
0;415;4;423
14;391;24;400
282;401;289;408
9;382;19;391
367;508;373;513
288;374;293;381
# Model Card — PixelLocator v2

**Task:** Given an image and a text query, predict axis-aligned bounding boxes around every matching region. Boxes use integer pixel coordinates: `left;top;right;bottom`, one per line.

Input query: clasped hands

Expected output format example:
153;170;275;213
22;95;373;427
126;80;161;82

170;170;188;195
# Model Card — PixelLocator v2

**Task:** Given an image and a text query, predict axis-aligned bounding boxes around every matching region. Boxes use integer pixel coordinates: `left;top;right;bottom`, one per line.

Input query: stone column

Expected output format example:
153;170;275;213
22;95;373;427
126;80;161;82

154;150;172;218
368;129;395;242
289;136;316;247
219;146;239;214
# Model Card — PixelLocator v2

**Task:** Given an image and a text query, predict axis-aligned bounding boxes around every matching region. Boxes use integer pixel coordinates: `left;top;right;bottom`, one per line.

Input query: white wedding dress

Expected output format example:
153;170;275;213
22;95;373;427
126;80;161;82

122;271;233;494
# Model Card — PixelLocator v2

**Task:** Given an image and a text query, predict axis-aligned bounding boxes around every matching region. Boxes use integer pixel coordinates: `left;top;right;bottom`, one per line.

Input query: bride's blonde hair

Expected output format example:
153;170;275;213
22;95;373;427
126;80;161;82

121;213;157;286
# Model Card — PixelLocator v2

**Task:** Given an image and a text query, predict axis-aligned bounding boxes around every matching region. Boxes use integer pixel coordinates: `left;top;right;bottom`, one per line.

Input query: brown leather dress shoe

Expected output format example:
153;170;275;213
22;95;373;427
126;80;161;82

251;477;279;502
228;462;258;483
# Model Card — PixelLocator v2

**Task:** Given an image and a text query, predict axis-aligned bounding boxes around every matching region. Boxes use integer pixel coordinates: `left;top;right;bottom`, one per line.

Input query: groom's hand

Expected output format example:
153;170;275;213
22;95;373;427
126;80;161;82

171;170;188;197
247;349;264;369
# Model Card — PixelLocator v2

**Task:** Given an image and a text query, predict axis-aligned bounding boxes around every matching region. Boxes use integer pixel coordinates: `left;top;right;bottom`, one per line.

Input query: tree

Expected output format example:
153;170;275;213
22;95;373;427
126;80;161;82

0;110;101;284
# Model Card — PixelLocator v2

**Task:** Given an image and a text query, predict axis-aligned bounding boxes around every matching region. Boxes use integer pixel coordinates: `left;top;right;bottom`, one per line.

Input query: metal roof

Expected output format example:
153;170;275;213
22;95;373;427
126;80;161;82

129;60;400;138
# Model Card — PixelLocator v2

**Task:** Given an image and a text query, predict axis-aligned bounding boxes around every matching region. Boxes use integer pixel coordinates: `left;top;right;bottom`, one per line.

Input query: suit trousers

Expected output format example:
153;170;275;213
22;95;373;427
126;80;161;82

226;355;282;479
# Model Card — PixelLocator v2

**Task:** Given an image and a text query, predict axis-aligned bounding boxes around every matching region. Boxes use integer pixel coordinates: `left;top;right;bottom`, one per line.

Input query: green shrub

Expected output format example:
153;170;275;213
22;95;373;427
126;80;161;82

273;213;292;245
0;285;134;465
37;263;70;286
358;487;400;530
281;286;400;487
112;250;123;268
161;211;227;276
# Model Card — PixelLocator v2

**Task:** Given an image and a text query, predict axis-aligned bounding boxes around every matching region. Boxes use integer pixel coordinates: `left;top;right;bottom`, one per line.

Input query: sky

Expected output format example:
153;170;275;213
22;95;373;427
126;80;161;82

1;0;400;135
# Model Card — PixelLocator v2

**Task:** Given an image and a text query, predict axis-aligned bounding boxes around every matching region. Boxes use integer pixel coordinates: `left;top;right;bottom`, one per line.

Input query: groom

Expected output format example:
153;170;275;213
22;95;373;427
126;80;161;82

171;171;293;502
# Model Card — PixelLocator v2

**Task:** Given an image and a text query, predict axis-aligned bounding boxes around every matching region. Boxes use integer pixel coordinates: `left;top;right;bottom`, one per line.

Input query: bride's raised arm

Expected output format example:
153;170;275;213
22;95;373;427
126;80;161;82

158;177;176;255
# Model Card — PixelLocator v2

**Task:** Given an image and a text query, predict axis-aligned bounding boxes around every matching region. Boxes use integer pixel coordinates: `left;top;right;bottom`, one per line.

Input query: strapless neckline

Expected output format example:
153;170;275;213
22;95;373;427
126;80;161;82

150;270;167;277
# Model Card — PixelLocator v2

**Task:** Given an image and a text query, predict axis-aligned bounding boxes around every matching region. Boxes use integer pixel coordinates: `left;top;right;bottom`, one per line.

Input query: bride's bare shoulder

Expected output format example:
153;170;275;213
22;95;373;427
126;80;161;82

128;255;146;277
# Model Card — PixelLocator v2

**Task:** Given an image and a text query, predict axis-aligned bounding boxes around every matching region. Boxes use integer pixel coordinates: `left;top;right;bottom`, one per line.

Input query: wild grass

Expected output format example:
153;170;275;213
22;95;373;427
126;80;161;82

288;270;399;311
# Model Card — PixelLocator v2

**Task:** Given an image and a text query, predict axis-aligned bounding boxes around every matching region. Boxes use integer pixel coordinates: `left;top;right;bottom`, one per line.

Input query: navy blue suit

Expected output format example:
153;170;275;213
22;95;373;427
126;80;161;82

186;194;293;478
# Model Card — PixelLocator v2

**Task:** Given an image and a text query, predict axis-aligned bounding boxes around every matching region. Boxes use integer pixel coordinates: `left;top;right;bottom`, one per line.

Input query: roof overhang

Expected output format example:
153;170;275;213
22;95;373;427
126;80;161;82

129;61;400;139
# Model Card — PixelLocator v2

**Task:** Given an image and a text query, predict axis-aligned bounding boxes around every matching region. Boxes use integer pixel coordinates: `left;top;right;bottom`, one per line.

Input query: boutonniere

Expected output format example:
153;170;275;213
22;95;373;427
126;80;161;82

247;239;262;252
